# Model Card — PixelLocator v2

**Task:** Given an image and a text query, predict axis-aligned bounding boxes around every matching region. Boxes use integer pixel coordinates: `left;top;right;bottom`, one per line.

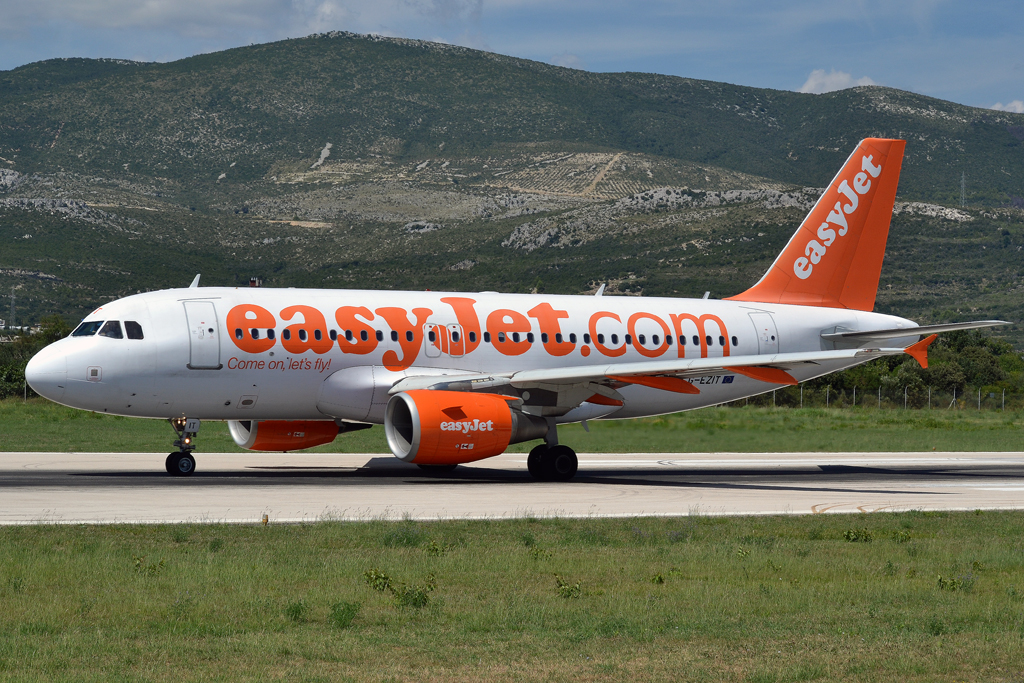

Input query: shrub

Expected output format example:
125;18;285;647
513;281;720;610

844;529;873;543
555;574;582;599
329;601;360;628
284;600;307;623
363;568;392;592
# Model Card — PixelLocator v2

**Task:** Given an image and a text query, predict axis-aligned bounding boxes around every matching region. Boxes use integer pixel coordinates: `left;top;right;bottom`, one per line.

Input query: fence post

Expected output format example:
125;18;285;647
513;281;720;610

928;386;931;409
773;389;776;407
853;386;856;407
800;385;803;408
878;386;881;409
826;386;830;408
978;389;981;411
1003;389;1005;411
904;386;907;409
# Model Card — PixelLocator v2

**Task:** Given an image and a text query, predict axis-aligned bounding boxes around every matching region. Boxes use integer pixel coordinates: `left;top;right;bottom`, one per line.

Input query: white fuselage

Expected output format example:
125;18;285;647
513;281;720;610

26;287;919;423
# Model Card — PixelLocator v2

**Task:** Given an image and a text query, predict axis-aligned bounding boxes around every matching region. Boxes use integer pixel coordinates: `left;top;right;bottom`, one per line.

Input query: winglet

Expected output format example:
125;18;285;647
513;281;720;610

904;334;937;368
189;274;201;288
724;366;799;386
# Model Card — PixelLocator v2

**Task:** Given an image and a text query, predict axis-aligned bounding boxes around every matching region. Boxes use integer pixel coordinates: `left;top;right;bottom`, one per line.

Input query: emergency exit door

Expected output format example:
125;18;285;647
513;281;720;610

748;312;779;355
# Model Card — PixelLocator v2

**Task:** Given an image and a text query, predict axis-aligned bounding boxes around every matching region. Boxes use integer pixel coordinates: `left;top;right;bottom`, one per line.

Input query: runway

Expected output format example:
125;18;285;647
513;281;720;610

2;451;1024;524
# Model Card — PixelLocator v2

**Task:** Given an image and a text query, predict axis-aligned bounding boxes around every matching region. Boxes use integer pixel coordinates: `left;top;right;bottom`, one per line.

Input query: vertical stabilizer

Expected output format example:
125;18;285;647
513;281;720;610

726;138;905;311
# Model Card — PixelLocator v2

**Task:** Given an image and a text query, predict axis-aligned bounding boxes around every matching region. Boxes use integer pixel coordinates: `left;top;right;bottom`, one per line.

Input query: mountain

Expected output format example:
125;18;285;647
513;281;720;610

0;32;1022;344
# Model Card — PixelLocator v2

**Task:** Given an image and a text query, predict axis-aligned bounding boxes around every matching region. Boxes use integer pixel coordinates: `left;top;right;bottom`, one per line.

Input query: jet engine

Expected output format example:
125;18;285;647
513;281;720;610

228;419;341;451
384;390;548;465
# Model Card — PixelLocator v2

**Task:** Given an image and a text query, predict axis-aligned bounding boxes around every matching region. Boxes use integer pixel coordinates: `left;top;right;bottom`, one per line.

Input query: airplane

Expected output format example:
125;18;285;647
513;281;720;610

25;138;1007;480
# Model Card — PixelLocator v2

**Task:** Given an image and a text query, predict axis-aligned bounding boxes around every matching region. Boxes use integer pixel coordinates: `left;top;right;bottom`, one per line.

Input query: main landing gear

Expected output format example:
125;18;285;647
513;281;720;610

527;443;578;482
167;417;200;477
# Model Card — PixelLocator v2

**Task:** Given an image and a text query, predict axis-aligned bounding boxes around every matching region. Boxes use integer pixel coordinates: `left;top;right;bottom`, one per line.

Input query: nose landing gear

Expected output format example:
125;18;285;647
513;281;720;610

167;417;200;477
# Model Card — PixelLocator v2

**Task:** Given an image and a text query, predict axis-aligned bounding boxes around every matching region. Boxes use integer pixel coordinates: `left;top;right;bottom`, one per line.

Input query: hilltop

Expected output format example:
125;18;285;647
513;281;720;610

0;32;1022;342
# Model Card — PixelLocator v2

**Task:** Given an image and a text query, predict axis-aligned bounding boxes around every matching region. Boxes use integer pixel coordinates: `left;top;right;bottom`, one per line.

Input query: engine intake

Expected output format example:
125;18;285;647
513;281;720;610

385;390;547;465
228;419;341;451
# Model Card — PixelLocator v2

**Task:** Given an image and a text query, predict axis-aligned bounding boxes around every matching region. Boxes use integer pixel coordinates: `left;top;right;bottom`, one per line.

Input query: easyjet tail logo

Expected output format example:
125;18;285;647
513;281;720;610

793;154;883;280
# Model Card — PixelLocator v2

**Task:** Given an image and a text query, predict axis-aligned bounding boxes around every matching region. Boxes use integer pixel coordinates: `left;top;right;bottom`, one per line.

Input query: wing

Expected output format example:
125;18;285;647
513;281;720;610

388;345;917;415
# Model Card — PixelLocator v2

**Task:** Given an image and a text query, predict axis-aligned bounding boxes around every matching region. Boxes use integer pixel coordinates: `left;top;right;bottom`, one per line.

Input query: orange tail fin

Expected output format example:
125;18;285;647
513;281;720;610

726;138;905;311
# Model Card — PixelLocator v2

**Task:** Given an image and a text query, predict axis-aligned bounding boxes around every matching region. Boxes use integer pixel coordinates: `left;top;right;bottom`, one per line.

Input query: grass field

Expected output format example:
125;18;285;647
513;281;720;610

3;398;1024;454
1;512;1023;681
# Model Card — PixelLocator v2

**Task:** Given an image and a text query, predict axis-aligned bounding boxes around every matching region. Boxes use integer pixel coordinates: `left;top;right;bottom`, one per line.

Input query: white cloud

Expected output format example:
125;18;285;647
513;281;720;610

550;52;585;70
799;69;877;94
992;100;1024;114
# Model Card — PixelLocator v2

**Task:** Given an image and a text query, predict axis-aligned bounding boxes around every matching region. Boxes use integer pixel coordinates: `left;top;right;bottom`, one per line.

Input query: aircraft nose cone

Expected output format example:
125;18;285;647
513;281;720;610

25;345;67;402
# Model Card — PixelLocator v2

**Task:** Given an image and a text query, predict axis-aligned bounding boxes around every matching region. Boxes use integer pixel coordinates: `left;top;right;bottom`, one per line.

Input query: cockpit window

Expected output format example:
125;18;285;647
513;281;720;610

98;321;123;339
72;321;104;337
125;321;144;340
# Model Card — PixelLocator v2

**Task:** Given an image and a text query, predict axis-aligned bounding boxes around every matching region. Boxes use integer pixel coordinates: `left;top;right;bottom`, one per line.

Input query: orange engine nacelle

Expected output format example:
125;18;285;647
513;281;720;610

228;420;340;451
384;390;546;465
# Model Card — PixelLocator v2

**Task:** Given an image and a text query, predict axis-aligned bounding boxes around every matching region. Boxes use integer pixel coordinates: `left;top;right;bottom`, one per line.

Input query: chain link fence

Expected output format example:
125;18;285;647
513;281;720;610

734;385;1019;410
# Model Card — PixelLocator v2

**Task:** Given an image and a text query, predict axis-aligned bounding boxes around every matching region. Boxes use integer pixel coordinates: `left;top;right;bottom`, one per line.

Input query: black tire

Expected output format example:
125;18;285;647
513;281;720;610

527;444;548;480
544;445;578;482
167;452;196;477
417;464;458;473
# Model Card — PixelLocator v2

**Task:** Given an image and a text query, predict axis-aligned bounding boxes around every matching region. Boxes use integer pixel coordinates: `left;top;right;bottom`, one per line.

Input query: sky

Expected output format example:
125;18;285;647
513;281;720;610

0;0;1021;112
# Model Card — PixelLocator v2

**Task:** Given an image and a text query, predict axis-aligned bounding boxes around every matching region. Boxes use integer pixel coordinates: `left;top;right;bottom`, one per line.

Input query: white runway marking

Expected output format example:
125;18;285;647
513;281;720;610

1;451;1023;524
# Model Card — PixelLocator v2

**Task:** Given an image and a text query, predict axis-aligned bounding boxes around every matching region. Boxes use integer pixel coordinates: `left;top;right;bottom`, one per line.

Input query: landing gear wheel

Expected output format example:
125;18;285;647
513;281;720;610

166;452;196;477
543;445;578;482
417;464;458;473
527;444;548;480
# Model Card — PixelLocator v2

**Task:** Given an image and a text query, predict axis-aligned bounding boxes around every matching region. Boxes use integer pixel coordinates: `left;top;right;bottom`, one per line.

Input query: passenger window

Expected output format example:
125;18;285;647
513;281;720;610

719;336;725;346
124;321;144;340
525;332;533;343
299;329;308;342
597;334;604;344
706;335;713;346
428;330;436;342
692;335;699;346
583;333;591;344
282;329;290;340
625;334;632;345
330;330;338;341
98;321;123;339
483;332;491;343
611;334;619;345
267;329;276;340
451;331;460;342
651;335;658;346
555;333;563;344
72;321;104;337
569;333;576;343
314;329;322;341
234;328;243;340
667;335;673;345
731;336;738;346
376;330;384;342
391;331;399;342
498;332;506;343
541;333;549;343
512;332;520;343
469;331;477;343
405;331;413;342
345;330;353;341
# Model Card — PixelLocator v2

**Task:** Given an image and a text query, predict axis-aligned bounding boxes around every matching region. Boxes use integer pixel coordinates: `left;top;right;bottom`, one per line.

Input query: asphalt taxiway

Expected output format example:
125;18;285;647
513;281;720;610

2;451;1024;524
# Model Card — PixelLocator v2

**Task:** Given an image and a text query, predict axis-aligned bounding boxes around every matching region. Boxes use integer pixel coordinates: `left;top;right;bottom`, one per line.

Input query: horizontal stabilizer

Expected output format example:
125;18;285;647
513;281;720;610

820;320;1009;342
